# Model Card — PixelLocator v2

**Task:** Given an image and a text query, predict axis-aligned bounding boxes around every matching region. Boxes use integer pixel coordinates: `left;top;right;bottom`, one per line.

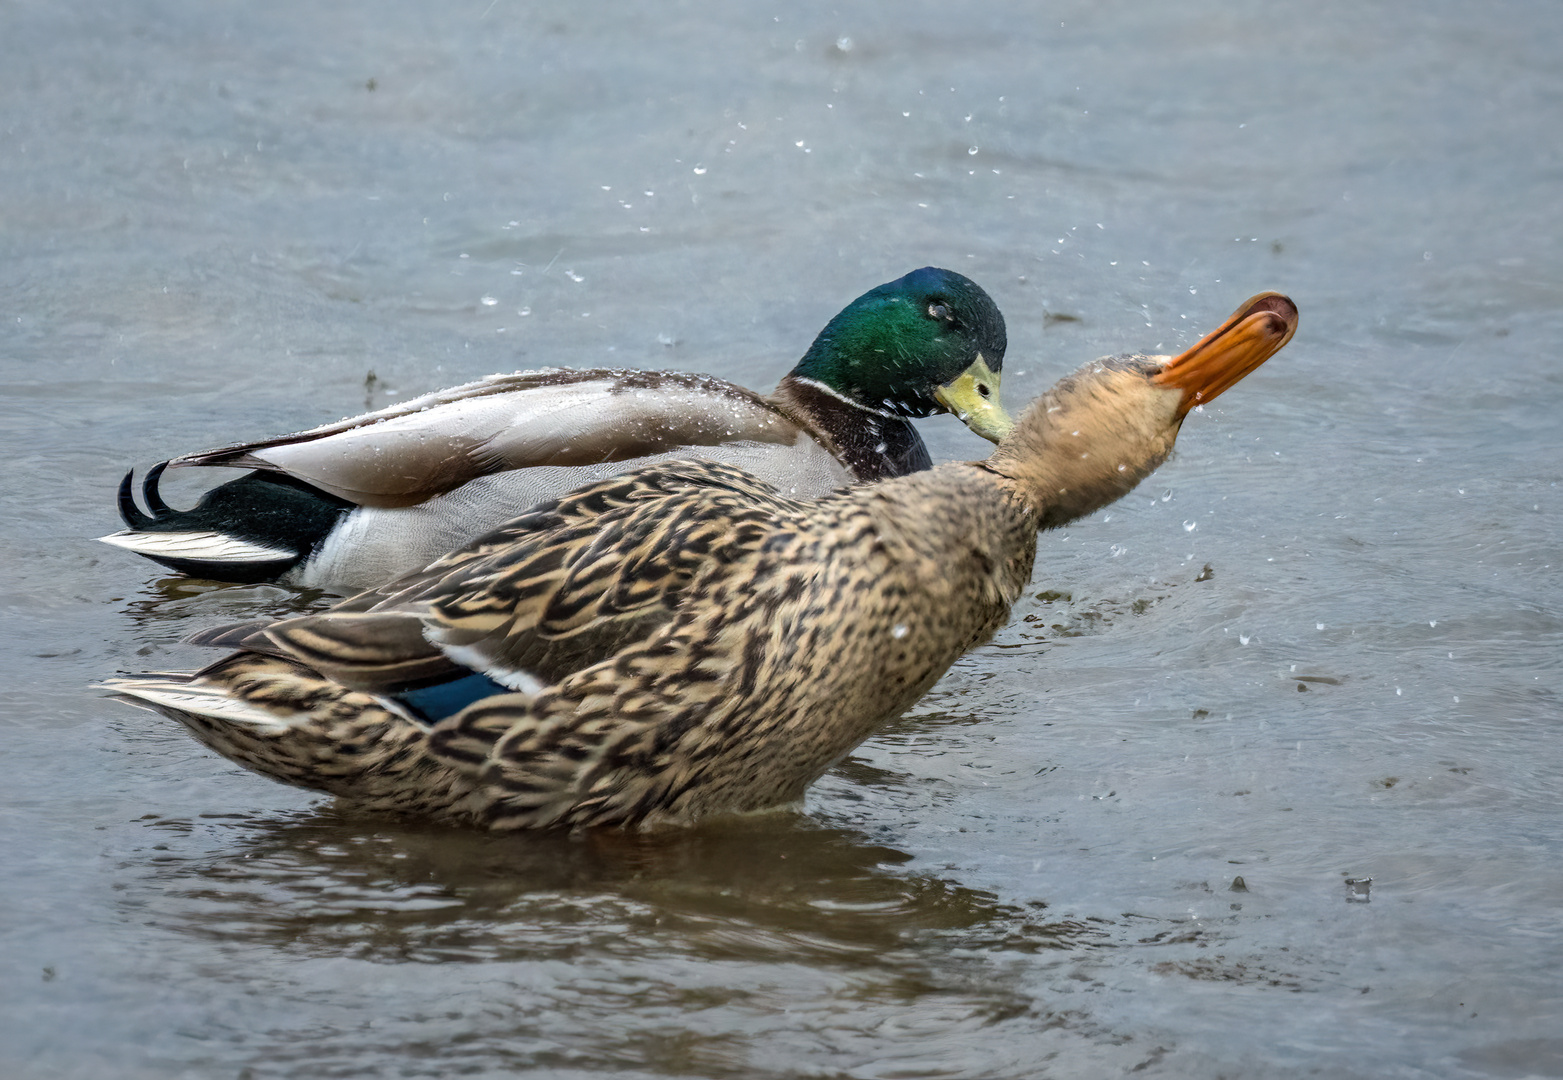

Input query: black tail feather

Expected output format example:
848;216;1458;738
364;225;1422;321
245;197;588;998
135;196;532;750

142;460;173;516
117;468;156;529
118;461;177;527
106;467;356;585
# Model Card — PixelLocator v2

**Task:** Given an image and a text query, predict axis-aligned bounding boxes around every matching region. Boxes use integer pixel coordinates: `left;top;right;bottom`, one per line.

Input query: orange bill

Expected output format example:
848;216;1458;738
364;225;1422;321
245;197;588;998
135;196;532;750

1152;292;1298;415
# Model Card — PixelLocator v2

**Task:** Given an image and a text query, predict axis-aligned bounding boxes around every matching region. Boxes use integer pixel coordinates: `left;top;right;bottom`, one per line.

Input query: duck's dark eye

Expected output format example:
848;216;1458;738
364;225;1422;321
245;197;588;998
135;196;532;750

928;302;951;321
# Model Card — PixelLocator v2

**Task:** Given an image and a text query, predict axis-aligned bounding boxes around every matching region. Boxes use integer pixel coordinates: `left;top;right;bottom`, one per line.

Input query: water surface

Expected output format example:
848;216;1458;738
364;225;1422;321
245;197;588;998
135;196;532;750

3;2;1561;1077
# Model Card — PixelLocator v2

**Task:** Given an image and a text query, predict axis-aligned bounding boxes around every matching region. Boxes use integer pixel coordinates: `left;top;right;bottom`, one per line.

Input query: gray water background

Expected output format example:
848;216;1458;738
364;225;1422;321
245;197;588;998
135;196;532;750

3;1;1561;1077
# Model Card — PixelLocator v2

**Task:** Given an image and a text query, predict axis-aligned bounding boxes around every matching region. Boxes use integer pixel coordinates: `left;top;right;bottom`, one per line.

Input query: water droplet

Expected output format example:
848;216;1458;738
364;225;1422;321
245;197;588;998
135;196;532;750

1183;520;1196;532
565;270;584;282
1239;633;1250;645
1429;620;1437;627
891;624;909;639
968;146;979;155
692;165;707;174
836;35;854;51
1316;622;1325;630
517;307;531;316
480;296;497;306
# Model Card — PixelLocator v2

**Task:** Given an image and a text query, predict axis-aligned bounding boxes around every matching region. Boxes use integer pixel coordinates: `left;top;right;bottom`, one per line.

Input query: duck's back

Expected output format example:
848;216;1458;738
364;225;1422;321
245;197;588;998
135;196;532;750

178;369;839;506
305;437;851;591
451;463;1038;827
111;369;854;592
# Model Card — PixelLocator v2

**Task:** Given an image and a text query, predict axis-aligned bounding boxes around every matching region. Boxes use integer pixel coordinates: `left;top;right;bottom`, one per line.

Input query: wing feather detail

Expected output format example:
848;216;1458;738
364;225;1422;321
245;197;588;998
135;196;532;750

166;370;812;507
250;462;795;705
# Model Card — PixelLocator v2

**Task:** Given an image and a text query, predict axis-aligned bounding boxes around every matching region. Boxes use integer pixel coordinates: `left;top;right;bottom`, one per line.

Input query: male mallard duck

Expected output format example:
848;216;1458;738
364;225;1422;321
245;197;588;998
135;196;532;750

107;292;1297;830
100;267;1011;593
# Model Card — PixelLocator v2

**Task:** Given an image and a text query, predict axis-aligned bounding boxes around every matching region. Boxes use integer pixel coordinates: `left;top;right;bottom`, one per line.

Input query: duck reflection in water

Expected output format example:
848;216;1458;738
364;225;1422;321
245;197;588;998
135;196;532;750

123;804;1092;964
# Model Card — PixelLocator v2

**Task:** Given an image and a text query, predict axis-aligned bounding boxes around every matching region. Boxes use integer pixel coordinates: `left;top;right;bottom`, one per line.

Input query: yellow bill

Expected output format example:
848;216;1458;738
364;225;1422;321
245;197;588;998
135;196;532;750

933;354;1015;443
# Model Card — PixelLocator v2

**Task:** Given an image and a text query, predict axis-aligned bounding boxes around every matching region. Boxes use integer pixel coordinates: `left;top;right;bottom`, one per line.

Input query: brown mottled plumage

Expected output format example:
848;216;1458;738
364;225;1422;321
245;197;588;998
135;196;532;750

107;292;1298;830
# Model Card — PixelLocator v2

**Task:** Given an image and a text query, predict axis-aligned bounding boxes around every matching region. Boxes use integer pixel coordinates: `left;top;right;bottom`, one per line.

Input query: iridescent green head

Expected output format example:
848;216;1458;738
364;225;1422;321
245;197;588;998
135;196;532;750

789;267;1013;442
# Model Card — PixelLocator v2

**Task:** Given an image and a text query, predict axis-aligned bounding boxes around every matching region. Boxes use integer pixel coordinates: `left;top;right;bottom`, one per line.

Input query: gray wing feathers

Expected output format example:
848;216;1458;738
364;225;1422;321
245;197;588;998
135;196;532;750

168;370;817;508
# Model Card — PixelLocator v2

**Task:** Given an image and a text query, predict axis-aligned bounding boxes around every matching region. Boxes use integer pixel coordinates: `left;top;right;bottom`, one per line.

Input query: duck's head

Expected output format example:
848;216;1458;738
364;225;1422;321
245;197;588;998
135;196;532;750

988;292;1298;529
789;267;1013;442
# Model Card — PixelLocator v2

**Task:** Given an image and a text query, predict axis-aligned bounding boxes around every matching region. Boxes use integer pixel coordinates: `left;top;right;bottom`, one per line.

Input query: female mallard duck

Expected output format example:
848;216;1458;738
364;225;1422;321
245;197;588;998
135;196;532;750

100;267;1012;593
107;292;1297;830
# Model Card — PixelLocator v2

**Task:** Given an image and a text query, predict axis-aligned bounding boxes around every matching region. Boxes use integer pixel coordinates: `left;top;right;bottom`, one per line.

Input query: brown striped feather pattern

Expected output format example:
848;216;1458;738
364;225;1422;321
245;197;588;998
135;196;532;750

106;293;1297;830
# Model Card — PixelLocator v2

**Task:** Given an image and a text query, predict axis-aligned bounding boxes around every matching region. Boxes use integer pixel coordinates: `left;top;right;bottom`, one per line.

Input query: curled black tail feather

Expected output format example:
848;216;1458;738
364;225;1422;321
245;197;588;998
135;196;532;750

142;460;173;516
106;467;355;584
117;467;156;528
117;461;177;527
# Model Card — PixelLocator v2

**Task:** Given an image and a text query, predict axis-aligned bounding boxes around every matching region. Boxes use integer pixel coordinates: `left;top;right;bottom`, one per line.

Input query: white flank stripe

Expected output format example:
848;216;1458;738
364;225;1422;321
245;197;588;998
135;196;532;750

98;530;295;563
438;641;547;696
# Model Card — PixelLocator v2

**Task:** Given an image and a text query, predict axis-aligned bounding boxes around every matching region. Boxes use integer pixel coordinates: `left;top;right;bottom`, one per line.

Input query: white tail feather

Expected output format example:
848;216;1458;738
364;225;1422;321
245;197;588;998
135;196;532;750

102;677;299;733
98;530;295;563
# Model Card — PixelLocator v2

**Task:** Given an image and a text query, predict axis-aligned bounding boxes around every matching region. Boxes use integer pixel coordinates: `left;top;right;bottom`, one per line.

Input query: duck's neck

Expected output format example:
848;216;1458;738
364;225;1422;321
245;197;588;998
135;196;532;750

769;374;931;481
983;358;1185;531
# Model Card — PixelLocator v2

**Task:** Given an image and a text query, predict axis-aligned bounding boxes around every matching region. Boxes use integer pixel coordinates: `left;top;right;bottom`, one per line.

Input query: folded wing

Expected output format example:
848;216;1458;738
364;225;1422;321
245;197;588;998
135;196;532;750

262;461;800;696
170;369;832;508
